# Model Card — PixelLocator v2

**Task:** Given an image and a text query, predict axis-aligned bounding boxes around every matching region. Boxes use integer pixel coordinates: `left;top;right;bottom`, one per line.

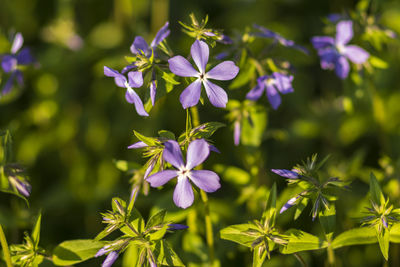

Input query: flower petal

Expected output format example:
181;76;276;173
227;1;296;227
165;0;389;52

150;80;156;106
102;251;119;267
11;33;24;54
130;36;149;55
246;83;265;101
104;66;126;88
266;84;281;110
186;139;210;170
318;48;337;70
146;170;178;187
16;48;34;65
128;71;143;88
336;20;353;45
1;75;14;95
125;87;149;116
271;169;299;179
343;45;369;64
150;22;170;48
173;177;194;209
168;56;198;77
163;140;185;169
206;61;239;81
191;40;209;73
189;170;221;193
1;55;17;73
127;141;148;149
273;72;294;94
203;80;228;108
280;195;301;213
311;36;335;49
179;79;202;109
335;56;350;79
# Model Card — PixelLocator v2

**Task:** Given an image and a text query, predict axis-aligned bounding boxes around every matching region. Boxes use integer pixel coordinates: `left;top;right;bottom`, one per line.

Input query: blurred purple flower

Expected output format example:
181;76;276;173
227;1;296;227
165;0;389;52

8;176;31;197
233;120;241;146
280;195;301;213
146;139;221;209
311;20;369;79
168;40;239;109
104;66;148;116
167;224;189;231
95;248;119;267
253;24;309;54
0;33;34;95
246;72;294;110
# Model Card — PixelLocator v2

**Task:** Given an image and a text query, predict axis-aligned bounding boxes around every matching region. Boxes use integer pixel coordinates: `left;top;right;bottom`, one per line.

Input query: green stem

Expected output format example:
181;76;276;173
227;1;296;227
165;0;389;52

0;224;13;267
327;245;335;267
190;106;215;266
294;253;307;267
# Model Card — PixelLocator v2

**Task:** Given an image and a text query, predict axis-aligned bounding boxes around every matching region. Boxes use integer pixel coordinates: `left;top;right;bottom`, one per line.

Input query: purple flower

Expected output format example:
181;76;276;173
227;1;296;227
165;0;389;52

8;176;32;197
0;33;34;95
95;249;119;267
233;120;241;146
311;20;370;79
271;169;299;179
104;66;148;116
167;224;189;231
253;24;309;54
146;139;221;209
246;72;294;110
168;40;239;109
130;22;170;57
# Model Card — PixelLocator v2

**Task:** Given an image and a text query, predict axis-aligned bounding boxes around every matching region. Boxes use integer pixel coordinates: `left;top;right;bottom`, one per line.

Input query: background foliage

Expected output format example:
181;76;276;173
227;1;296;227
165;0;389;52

1;0;400;266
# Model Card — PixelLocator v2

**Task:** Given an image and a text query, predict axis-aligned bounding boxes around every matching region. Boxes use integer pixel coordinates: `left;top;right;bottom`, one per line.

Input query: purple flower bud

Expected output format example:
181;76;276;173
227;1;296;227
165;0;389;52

280;196;300;213
382;217;388;228
271;169;299;179
168;224;189;231
102;251;119;267
9;176;31;197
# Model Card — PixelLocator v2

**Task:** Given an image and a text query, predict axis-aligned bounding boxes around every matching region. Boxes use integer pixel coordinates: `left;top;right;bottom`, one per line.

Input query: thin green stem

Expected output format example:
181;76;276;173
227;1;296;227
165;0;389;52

0;224;13;267
294;253;307;267
190;106;215;266
327;245;335;267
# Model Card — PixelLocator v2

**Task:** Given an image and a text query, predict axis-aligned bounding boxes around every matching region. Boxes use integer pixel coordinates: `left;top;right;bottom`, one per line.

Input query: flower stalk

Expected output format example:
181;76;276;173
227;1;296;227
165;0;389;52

190;106;215;266
0;224;13;267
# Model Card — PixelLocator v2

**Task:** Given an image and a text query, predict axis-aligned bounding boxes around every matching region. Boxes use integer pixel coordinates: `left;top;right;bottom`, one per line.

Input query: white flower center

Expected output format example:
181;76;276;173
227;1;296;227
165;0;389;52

264;78;276;86
178;167;191;179
336;43;346;54
198;72;207;82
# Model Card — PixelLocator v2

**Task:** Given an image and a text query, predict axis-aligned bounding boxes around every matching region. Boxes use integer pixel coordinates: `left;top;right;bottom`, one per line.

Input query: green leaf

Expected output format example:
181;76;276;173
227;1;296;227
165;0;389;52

52;239;106;266
121;208;145;236
191;122;225;139
152;240;185;266
241;104;267;147
294;197;309;220
220;223;261;248
369;56;388;69
122;244;139;267
229;58;256;90
133;131;157;146
158;130;175;140
161;71;180;85
148;224;168;241
376;226;390;261
331;227;377;249
252;246;267;267
213;164;250;185
146;209;166;229
370;172;384;206
31;213;42;247
390;223;400;243
319;205;336;240
262;183;277;226
280;229;328;254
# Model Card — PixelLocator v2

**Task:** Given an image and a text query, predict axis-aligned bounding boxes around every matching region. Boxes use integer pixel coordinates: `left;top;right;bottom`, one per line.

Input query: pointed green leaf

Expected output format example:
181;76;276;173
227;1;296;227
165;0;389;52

370;172;384;206
262;183;277;226
133;131;157;146
152;240;184;266
294;197;309;220
280;229;328;254
161;72;180;85
252;245;267;267
319;205;336;240
146;209;166;229
389;223;400;243
52;239;106;266
158;130;175;140
376;226;390;261
331;227;377;249
31;213;42;247
220;223;261;248
191;122;226;139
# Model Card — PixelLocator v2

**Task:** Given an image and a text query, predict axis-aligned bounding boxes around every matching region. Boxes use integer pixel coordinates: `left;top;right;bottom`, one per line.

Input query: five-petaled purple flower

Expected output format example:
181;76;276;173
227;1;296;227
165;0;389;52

253;24;309;54
246;72;294;110
168;40;239;109
0;33;34;95
104;66;148;116
311;20;369;79
146;139;221;209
